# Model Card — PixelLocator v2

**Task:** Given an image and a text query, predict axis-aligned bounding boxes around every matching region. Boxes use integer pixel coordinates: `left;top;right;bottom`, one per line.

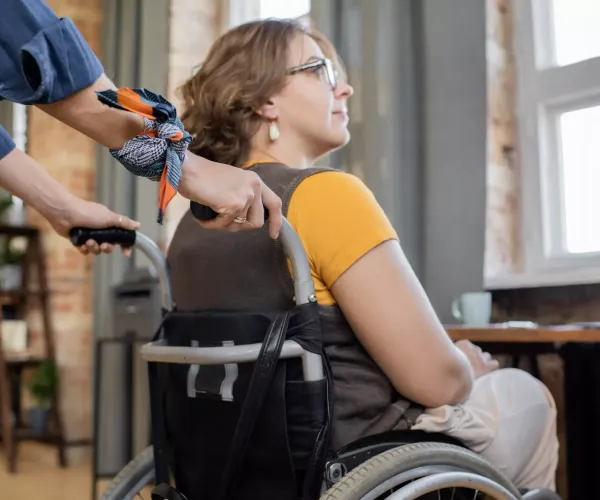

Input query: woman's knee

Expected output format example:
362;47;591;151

473;367;556;413
474;368;558;488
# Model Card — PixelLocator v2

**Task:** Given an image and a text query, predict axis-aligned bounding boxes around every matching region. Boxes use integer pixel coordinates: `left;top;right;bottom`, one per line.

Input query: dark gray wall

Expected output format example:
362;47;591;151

419;0;488;322
311;0;424;276
313;0;488;323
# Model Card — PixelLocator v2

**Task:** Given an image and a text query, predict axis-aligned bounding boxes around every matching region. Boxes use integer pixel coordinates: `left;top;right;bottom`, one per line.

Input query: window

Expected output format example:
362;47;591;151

507;0;600;287
552;0;600;67
560;105;600;253
12;104;27;153
228;0;310;28
259;0;310;20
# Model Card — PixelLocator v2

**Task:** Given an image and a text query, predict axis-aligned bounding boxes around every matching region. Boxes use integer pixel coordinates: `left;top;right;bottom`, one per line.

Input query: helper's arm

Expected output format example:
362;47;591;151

36;75;283;238
2;1;282;236
36;74;144;150
0;147;139;241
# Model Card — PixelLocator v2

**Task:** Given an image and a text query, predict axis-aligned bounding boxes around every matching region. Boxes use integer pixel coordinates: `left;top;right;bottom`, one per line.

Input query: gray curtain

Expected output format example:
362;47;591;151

94;0;170;341
93;0;171;474
311;0;424;276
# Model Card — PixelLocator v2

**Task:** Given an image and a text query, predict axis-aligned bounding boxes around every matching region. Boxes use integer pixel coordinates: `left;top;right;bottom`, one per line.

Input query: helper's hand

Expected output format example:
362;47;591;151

455;339;499;379
48;195;140;257
179;153;283;239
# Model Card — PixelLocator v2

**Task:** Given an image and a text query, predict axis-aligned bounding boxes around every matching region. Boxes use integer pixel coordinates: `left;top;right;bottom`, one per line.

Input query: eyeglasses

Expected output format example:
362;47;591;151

287;58;338;90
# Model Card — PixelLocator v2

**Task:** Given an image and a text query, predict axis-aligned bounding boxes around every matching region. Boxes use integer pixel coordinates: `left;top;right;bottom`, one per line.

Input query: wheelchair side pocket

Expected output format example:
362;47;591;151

286;378;328;468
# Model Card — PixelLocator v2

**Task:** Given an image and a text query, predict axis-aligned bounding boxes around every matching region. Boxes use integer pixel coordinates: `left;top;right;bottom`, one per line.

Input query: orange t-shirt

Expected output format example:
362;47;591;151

247;162;399;306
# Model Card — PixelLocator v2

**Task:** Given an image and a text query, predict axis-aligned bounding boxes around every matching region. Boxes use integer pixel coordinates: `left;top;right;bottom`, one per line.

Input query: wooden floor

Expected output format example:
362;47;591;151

0;443;112;500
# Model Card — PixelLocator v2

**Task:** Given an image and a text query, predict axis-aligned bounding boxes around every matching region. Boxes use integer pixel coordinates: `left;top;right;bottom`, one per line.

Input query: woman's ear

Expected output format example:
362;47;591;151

256;100;279;120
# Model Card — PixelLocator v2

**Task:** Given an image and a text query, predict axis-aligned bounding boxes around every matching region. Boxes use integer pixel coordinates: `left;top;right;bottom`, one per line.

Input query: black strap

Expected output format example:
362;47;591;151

218;312;290;500
149;360;171;486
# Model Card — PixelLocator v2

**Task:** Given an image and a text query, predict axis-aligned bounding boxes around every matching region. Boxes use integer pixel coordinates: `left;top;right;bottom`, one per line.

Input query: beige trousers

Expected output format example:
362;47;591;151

411;368;559;491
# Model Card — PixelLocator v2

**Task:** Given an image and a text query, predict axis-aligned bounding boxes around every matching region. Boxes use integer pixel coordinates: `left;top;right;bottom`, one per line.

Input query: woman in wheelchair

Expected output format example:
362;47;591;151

166;18;559;494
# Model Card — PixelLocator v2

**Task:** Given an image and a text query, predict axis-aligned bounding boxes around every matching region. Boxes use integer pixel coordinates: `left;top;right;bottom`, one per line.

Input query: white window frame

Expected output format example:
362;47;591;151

488;0;600;289
226;0;310;28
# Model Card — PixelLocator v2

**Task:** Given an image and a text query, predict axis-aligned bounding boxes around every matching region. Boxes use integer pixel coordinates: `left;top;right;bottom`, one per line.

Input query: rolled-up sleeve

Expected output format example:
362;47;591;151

0;0;104;105
0;127;16;160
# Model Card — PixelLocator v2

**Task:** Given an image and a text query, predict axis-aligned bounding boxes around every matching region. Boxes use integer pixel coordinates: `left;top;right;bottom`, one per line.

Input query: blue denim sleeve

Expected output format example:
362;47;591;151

0;0;104;105
0;126;16;160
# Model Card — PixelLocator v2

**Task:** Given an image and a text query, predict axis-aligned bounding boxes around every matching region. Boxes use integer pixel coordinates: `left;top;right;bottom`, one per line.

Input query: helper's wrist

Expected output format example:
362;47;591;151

36;189;79;230
179;152;209;200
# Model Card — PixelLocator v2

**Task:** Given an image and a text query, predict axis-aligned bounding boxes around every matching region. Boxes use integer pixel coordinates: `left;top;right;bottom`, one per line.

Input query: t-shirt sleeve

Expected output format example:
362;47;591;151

287;171;398;287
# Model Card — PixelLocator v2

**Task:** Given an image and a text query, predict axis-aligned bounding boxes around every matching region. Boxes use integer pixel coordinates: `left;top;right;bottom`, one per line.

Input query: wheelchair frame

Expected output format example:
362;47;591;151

78;219;561;500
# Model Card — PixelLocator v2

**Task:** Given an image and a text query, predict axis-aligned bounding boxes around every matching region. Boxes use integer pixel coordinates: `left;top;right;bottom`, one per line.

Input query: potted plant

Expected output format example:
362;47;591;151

0;236;27;290
0;193;13;222
27;359;58;434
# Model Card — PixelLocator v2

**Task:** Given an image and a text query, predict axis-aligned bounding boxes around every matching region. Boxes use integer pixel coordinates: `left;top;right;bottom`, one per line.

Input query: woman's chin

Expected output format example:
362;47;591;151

331;129;351;148
312;130;351;158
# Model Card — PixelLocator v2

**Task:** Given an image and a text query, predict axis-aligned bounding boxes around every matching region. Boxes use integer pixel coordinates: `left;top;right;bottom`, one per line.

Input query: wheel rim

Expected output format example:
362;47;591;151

385;471;520;500
361;466;463;500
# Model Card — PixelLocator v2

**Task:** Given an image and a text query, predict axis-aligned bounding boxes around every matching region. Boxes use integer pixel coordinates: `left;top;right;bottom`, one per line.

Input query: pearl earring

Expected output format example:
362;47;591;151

269;122;280;142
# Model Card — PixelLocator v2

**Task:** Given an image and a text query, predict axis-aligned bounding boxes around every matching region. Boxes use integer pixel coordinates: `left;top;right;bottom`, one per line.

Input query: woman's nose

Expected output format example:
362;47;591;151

335;81;354;99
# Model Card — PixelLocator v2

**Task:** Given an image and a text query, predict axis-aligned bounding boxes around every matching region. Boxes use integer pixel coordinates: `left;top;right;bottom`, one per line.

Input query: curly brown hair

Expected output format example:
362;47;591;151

178;18;343;168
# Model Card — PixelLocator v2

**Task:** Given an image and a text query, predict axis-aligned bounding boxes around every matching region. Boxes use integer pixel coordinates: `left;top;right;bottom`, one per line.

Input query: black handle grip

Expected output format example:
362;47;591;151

69;227;137;247
190;201;269;221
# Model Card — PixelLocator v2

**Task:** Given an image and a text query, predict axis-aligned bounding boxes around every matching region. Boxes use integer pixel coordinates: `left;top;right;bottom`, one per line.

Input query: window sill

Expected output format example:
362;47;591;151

484;266;600;290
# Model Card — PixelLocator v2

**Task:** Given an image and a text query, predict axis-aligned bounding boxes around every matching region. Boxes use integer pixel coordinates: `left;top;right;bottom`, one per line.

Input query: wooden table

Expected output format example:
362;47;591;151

445;323;600;500
446;325;600;343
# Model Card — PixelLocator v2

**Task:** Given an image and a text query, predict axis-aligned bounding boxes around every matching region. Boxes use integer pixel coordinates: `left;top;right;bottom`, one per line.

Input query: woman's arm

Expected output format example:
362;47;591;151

289;171;474;408
331;241;474;407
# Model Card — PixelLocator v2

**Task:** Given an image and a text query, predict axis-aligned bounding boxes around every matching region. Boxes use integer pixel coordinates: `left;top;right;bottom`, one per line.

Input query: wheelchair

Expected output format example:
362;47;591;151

71;210;562;500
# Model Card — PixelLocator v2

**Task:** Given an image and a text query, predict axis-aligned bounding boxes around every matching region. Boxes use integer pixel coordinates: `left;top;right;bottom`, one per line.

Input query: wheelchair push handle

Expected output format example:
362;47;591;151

69;226;136;247
68;226;173;310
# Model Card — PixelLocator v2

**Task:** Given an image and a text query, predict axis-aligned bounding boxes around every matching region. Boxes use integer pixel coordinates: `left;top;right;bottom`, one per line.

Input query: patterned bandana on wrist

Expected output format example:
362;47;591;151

96;88;193;224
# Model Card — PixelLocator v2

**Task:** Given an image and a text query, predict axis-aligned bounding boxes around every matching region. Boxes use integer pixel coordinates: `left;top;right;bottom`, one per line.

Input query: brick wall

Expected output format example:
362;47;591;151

163;0;224;247
25;0;103;455
23;0;224;459
485;0;521;281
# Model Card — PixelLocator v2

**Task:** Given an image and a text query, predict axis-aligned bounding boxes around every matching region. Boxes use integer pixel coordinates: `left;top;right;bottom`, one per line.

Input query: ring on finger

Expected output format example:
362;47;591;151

233;216;247;224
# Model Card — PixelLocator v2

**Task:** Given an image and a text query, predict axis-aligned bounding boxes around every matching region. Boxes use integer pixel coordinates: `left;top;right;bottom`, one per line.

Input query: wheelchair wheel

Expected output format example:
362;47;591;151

320;441;523;500
100;446;155;500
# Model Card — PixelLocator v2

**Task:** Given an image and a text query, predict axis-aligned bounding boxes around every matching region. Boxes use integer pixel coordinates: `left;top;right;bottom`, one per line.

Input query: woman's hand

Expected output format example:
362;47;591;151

455;339;499;379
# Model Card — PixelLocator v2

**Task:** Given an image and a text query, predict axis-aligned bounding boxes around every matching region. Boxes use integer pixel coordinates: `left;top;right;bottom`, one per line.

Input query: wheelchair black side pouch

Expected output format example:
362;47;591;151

149;302;332;500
